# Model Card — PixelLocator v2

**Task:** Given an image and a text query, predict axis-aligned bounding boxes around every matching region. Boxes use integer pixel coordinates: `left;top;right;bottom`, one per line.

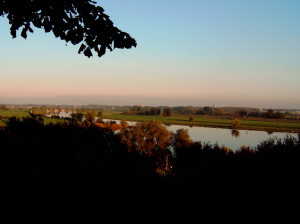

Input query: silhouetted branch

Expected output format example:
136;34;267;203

0;0;137;58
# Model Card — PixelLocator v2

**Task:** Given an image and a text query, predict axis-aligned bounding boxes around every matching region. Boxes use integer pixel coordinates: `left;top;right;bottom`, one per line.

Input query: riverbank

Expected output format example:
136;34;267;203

102;113;300;134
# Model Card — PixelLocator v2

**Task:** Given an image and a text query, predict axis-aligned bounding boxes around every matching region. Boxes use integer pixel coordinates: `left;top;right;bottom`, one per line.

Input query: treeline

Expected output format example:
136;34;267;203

123;106;172;116
30;105;104;122
174;106;288;119
0;105;9;110
31;105;92;116
121;105;294;120
1;114;299;189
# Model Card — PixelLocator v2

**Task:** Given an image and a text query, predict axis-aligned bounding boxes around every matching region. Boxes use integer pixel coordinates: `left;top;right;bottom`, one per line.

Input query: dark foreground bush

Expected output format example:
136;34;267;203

1;115;300;196
0;116;164;188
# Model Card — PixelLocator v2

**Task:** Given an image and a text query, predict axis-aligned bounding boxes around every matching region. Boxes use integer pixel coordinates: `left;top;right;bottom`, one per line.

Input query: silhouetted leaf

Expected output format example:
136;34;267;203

21;28;27;39
98;45;106;57
32;19;42;28
78;43;86;54
84;47;92;58
10;28;16;38
85;36;94;47
1;0;137;58
28;26;33;33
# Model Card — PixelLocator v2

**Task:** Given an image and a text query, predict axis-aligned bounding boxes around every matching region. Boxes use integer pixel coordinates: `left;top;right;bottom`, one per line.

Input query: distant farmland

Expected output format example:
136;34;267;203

0;110;60;126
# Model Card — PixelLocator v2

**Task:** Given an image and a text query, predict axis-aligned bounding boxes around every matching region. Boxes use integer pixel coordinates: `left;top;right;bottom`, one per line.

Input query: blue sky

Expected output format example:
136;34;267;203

0;0;300;109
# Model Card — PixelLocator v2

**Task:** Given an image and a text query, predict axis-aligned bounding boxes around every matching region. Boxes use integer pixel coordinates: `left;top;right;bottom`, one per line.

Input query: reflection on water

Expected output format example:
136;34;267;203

103;119;298;151
231;129;240;138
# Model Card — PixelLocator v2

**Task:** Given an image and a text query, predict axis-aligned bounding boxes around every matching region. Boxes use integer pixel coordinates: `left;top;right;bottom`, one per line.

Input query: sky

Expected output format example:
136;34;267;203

0;0;300;109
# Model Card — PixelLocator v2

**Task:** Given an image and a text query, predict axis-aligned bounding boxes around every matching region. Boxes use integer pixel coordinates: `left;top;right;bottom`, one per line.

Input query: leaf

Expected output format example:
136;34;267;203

32;19;42;28
84;47;93;58
43;19;52;33
10;28;16;38
98;45;106;57
28;26;34;33
21;28;27;39
78;43;86;54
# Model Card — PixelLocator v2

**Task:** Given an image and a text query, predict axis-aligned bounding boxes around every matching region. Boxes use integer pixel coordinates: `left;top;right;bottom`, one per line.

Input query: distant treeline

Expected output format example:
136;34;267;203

123;105;291;119
1;114;299;190
4;104;299;120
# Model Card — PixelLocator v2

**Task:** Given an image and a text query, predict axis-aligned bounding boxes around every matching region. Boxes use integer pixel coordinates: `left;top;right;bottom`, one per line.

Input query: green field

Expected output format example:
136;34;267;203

0;110;30;126
0;110;31;118
102;111;300;133
0;110;60;126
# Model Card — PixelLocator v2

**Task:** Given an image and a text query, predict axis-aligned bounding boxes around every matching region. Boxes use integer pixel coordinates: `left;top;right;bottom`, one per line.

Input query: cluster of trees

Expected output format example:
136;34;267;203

195;106;225;116
28;105;291;120
0;105;8;110
143;107;161;116
31;105;60;116
1;114;299;189
167;106;290;119
31;105;98;116
30;105;106;123
123;106;172;116
263;109;286;119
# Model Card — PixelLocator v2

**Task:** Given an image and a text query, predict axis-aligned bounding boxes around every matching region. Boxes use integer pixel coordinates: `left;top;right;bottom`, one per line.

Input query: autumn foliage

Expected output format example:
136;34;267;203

95;121;122;131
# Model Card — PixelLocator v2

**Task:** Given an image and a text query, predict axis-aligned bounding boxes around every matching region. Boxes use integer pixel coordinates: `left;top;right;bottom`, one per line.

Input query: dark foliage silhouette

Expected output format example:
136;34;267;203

1;115;300;201
172;133;300;191
0;0;136;58
1;115;162;188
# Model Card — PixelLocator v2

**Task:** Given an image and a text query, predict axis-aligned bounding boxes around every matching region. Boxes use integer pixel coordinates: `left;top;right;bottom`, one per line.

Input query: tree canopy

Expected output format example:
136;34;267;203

0;0;137;58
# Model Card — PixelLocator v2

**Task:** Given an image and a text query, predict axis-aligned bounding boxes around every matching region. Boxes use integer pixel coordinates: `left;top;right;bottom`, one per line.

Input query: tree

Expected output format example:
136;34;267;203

0;0;136;58
39;105;48;116
203;106;214;115
265;109;275;118
150;107;160;115
231;118;240;129
85;110;95;123
171;129;193;149
0;104;8;110
120;120;172;175
215;108;225;116
97;111;103;117
163;107;172;116
121;120;171;156
120;119;128;129
71;112;83;121
237;109;248;117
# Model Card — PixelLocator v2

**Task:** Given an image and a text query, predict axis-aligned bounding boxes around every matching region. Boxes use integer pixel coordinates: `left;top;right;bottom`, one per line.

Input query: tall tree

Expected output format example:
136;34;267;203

85;110;96;123
120;120;172;175
163;107;172;116
0;0;136;58
171;129;193;149
121;120;170;156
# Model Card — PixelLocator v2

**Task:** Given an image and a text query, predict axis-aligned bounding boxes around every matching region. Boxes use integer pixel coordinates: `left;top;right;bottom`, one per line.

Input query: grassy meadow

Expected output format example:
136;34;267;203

0;110;60;126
